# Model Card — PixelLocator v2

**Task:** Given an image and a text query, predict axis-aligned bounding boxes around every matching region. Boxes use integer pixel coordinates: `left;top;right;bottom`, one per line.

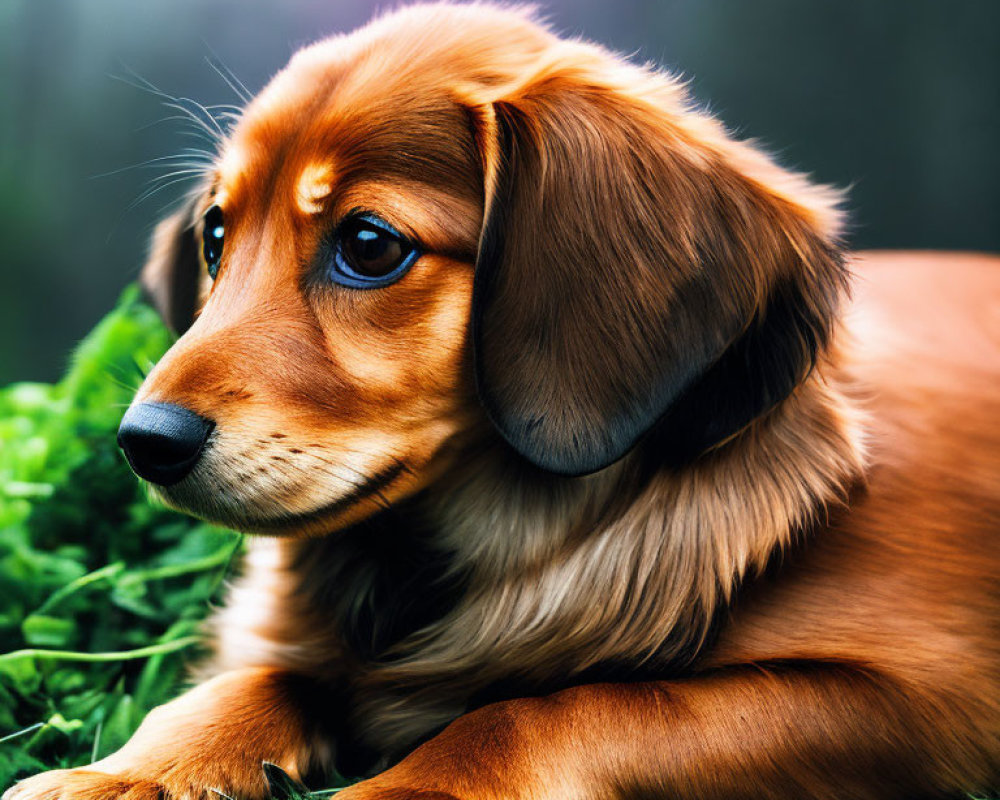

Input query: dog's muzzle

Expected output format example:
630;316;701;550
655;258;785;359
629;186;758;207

117;402;214;486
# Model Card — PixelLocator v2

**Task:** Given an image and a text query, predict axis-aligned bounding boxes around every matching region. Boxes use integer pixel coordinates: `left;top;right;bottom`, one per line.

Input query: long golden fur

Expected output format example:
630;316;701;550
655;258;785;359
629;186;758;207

8;5;999;799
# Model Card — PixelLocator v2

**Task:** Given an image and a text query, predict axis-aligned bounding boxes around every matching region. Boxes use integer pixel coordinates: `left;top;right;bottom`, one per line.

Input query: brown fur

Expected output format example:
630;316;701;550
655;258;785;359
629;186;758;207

7;5;999;800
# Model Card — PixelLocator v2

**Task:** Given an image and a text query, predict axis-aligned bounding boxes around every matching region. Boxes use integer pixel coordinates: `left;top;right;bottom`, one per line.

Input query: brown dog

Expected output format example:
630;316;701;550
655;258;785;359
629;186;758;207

8;4;999;799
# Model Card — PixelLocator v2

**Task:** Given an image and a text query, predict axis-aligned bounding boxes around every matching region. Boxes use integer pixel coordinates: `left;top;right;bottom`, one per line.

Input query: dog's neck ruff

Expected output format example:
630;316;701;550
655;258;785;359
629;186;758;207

346;358;866;761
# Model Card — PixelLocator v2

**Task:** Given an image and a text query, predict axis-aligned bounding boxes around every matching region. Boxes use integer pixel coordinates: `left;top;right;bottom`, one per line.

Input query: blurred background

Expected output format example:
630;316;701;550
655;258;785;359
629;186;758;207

1;0;997;385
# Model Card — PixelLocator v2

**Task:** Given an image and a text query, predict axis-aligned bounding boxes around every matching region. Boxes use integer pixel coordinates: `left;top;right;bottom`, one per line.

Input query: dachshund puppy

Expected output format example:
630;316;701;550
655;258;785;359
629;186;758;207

8;4;999;799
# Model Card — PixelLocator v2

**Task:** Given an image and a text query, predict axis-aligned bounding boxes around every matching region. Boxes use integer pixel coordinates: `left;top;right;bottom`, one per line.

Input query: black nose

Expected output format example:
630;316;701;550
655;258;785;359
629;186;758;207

117;402;214;486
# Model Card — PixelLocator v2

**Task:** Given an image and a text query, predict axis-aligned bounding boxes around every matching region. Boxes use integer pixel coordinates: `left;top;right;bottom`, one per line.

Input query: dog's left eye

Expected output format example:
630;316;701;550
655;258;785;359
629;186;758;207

202;204;224;280
329;214;418;288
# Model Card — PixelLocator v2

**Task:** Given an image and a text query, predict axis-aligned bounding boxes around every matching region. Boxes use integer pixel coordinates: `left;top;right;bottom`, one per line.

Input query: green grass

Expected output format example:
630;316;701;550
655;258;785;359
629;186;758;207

0;287;243;788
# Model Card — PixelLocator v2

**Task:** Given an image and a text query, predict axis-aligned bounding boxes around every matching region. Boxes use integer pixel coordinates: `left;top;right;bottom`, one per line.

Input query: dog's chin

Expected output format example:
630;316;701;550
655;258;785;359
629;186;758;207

149;486;353;537
146;463;405;537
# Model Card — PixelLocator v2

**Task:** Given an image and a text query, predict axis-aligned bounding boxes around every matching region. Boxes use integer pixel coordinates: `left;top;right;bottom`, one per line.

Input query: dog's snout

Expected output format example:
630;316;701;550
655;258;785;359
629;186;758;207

117;402;214;486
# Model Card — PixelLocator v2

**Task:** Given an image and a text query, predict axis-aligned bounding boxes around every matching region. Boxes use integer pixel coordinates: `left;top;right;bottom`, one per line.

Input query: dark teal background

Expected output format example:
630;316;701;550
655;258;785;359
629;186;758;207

1;0;998;384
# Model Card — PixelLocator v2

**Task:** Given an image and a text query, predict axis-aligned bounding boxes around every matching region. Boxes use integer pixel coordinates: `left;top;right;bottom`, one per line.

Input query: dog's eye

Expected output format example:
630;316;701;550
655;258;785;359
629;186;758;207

202;205;224;280
330;214;418;288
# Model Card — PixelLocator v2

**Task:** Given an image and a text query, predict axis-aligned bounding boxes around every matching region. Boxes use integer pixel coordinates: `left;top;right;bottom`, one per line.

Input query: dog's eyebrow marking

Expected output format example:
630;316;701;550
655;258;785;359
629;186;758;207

218;144;248;189
295;162;336;214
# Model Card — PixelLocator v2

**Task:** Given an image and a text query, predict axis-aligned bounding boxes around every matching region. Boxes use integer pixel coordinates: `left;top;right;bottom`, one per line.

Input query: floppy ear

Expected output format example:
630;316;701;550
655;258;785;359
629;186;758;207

471;67;847;476
140;199;204;334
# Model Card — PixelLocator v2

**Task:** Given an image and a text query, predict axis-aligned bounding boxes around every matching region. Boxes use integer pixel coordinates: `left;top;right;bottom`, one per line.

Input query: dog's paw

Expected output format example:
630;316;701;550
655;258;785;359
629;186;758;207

3;762;269;800
3;769;166;800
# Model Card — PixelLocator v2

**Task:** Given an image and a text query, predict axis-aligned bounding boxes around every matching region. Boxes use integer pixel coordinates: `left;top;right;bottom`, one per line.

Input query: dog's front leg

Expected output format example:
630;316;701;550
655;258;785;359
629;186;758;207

5;667;334;800
338;663;980;800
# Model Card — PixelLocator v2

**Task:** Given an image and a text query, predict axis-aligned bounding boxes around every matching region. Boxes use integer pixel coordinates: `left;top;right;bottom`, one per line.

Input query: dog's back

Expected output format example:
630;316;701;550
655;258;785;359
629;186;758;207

707;250;1000;785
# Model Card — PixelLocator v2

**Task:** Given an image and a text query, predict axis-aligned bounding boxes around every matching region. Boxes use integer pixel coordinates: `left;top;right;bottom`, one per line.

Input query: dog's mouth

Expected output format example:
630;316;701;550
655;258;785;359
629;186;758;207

232;460;405;533
148;451;408;536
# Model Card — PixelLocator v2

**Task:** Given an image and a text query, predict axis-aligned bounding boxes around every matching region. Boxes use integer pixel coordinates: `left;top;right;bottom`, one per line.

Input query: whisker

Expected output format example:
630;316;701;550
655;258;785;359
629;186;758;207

90;152;214;181
134;114;198;134
150;187;202;222
205;102;245;114
163;100;225;141
105;175;201;242
113;66;227;142
132;115;219;146
177;128;219;144
205;54;253;104
141;167;210;187
122;174;201;218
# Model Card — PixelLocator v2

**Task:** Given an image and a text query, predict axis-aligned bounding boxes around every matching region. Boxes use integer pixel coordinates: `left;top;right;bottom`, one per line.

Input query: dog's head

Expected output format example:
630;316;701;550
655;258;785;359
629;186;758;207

118;4;847;535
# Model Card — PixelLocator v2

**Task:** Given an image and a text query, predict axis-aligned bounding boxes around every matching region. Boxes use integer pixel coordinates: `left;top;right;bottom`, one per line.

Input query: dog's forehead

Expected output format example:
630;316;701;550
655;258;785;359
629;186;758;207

215;5;554;206
219;62;477;216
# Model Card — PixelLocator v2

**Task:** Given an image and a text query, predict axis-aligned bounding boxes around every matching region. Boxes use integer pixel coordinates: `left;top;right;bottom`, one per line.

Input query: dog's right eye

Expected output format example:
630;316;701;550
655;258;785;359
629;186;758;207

202;205;224;280
328;213;419;289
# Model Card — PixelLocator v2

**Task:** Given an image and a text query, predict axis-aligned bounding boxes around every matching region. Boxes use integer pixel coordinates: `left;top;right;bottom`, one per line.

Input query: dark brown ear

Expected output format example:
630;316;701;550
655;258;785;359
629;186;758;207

472;71;847;476
140;199;203;334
